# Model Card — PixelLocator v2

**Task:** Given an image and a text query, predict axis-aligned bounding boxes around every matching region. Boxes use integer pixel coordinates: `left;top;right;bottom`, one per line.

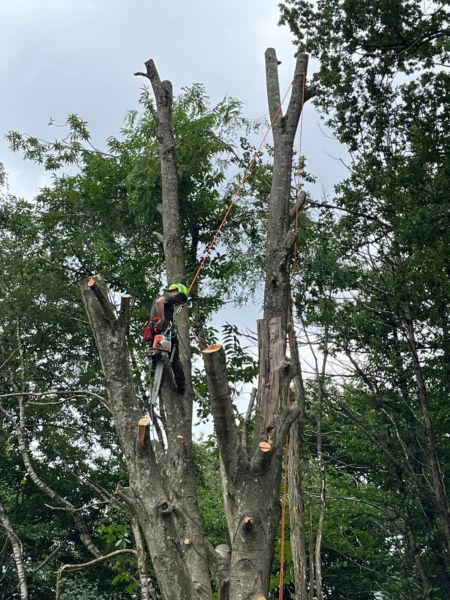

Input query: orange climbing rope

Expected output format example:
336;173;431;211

279;386;291;599
279;71;306;600
187;82;294;296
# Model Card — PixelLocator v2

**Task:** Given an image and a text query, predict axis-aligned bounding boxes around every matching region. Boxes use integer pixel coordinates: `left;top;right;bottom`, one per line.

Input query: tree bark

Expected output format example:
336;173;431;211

0;500;28;600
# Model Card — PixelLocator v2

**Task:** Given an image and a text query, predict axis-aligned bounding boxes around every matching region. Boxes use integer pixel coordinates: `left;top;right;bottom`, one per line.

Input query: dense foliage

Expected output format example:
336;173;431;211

277;1;450;598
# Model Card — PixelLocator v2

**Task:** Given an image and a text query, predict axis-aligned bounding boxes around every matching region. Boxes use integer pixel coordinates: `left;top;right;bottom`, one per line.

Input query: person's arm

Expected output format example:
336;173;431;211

155;296;166;321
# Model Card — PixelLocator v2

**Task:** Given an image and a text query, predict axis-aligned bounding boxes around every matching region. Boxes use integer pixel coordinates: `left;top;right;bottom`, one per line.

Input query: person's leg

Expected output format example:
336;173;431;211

149;321;159;377
171;343;185;394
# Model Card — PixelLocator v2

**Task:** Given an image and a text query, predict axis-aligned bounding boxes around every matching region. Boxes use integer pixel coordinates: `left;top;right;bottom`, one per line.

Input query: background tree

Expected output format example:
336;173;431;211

277;1;450;598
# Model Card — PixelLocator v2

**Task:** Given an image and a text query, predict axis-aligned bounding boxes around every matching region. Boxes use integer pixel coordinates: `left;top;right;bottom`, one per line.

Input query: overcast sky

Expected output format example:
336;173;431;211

1;0;347;200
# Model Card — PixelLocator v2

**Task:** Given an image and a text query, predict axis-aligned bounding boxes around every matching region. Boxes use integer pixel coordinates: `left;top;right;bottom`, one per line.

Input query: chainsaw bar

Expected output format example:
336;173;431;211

150;360;164;406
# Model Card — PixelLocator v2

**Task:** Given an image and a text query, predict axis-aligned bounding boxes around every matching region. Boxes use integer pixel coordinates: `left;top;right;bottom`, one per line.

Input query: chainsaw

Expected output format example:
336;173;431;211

149;324;176;405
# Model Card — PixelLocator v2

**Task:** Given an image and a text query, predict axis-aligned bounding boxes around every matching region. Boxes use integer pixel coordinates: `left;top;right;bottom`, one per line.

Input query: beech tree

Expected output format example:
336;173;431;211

75;49;312;599
0;71;276;599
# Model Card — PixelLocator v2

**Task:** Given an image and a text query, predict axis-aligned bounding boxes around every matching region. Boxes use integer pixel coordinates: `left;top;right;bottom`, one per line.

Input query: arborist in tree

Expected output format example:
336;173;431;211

144;283;188;395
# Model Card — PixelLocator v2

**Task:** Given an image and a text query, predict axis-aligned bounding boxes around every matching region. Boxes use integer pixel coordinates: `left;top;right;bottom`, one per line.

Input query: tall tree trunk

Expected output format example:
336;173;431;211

401;306;450;559
288;319;308;600
0;500;28;600
137;59;212;598
203;49;311;599
81;282;195;599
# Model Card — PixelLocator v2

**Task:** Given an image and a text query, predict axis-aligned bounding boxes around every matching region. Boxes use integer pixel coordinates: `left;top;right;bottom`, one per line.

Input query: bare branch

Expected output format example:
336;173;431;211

265;48;283;125
31;543;63;574
0;389;111;414
0;348;20;370
286;53;309;133
55;549;137;600
153;230;164;244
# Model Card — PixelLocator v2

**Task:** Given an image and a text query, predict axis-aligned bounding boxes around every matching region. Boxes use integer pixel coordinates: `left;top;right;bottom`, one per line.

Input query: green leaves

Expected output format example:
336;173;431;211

192;442;228;548
279;1;450;596
280;0;450;152
222;323;258;385
98;523;130;548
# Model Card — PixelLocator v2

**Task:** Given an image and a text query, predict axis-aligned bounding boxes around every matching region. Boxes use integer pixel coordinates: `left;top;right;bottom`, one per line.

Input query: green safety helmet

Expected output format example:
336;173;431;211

167;283;189;297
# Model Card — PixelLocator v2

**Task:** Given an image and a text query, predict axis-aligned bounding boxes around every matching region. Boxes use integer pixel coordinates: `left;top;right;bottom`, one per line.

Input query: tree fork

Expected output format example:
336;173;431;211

81;277;196;599
205;49;311;600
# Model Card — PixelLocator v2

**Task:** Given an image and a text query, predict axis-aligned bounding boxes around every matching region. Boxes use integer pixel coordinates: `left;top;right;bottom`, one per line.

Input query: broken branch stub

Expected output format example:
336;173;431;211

202;343;222;354
258;442;272;453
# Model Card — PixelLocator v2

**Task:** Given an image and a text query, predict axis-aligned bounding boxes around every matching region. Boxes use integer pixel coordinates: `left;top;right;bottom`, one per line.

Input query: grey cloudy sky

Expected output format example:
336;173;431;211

1;0;347;200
